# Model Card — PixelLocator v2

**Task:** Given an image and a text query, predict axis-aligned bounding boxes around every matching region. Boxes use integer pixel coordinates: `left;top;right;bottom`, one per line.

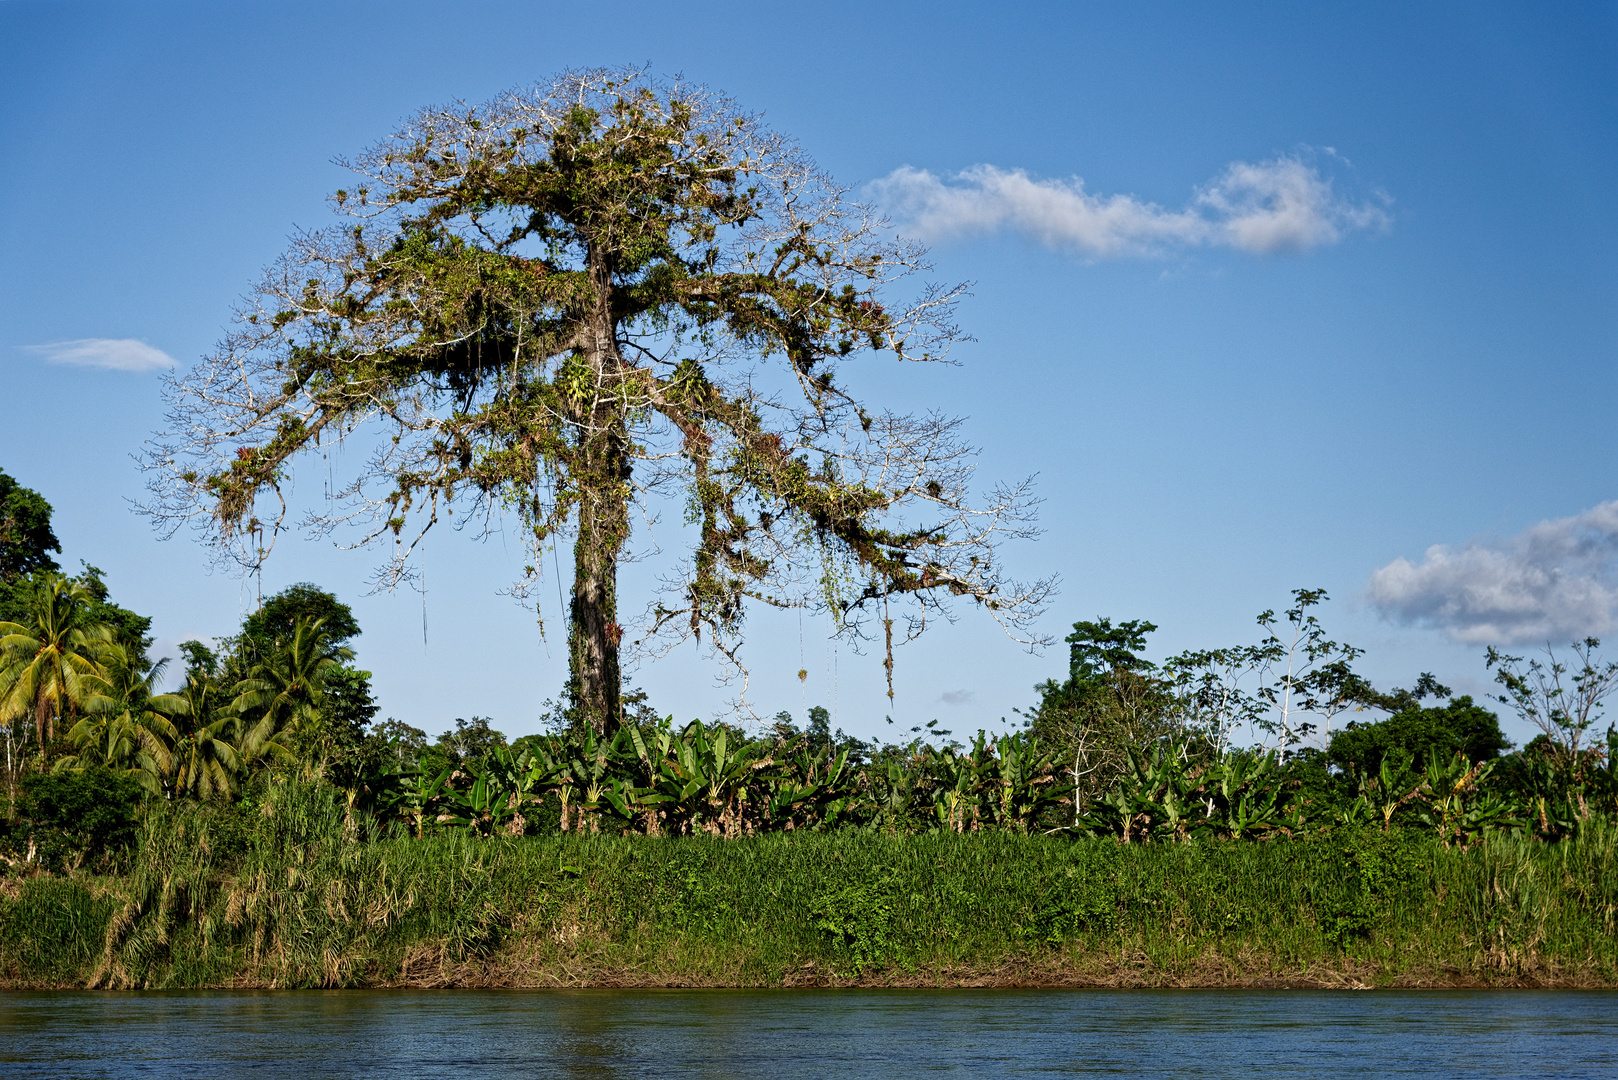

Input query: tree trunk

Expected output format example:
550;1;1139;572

569;249;630;735
570;477;626;735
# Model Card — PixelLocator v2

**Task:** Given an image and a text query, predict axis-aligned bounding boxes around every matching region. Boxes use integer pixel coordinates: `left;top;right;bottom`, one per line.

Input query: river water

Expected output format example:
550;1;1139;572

1;989;1614;1078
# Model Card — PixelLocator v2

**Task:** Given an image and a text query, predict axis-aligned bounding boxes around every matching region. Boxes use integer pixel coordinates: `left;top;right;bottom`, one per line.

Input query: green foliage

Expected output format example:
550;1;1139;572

7;821;1618;988
0;573;117;752
1313;827;1427;948
380;717;1071;840
1024;617;1179;808
239;583;361;651
13;767;145;871
0;879;117;982
810;877;896;974
229;616;355;768
57;646;184;794
1329;696;1510;774
0;468;61;607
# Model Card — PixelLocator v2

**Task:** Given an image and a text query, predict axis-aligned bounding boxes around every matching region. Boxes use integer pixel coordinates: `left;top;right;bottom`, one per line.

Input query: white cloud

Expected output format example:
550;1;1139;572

938;689;975;706
1366;501;1618;645
24;338;175;372
868;154;1389;258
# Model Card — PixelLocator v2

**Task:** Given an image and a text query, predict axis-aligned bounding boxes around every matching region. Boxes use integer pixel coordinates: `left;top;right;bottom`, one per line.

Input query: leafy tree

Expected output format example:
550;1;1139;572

74;565;154;661
1024;618;1179;807
17;767;144;869
433;716;508;768
240;582;361;650
178;638;222;679
145;67;1050;734
770;703;871;762
1327;696;1509;775
1162;589;1369;756
1250;589;1366;750
1352;671;1452;716
317;664;382;787
321;665;380;748
1025;619;1172;742
0;469;61;624
370;717;429;759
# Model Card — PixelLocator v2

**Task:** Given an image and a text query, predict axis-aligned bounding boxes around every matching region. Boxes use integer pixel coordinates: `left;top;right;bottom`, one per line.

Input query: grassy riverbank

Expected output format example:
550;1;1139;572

4;786;1618;990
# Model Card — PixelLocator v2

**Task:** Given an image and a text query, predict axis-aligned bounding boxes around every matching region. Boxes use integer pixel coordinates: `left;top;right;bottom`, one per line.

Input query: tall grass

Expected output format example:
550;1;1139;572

4;777;1618;988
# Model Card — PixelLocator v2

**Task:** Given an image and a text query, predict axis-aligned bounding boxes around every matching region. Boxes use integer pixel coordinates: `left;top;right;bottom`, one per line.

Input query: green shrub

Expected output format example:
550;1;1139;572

16;768;144;871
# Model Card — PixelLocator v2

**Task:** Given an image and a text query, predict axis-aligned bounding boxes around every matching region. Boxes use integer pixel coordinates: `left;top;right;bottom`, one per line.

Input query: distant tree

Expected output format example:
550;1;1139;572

1327;695;1509;775
1024;617;1177;807
1488;638;1618;773
367;717;429;768
1351;671;1452;716
434;716;508;766
240;583;361;651
177;639;221;680
321;666;380;748
145;67;1051;735
74;565;154;661
1249;589;1366;751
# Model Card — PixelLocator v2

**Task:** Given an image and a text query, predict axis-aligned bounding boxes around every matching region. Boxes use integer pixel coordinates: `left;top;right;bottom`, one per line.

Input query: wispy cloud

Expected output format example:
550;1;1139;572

23;338;175;372
869;153;1389;258
938;689;975;707
1366;502;1618;645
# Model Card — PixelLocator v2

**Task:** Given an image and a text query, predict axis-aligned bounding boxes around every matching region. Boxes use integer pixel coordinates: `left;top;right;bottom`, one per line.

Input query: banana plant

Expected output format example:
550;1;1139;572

1346;754;1428;834
1206;751;1286;839
645;721;767;835
978;732;1069;832
928;746;987;833
1107;744;1204;841
860;751;928;831
760;744;851;829
528;725;648;832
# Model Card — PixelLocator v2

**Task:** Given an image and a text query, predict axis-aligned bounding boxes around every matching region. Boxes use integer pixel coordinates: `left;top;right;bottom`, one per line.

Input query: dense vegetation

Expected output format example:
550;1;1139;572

5;781;1618;989
6;462;1618;987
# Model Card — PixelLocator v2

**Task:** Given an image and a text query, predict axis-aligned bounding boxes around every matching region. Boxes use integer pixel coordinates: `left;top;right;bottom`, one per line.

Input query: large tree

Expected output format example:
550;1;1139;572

145;68;1049;733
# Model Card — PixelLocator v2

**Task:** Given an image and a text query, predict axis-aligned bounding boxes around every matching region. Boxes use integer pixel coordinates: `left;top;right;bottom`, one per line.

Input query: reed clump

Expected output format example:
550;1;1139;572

3;777;1618;989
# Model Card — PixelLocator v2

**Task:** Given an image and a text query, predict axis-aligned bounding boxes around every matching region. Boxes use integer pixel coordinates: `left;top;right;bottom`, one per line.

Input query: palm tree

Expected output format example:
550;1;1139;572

58;644;183;796
170;665;240;801
0;574;113;765
231;617;354;771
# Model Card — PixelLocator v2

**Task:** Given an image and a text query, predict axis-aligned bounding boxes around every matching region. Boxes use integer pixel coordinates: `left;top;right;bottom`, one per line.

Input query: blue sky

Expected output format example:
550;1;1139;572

2;1;1615;746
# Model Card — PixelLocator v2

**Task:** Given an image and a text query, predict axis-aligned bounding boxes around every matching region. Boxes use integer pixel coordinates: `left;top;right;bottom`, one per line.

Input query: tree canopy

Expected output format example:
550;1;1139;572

240;582;362;648
145;68;1050;731
0;469;63;628
0;469;60;586
1327;695;1510;774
